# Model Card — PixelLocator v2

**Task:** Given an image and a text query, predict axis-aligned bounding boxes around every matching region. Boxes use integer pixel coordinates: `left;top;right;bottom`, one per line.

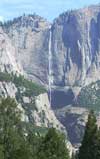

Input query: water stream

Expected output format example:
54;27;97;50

48;28;53;106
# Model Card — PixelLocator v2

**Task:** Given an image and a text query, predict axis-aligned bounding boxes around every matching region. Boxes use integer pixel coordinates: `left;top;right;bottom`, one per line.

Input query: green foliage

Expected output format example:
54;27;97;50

13;74;46;96
94;129;100;159
0;97;22;159
38;128;70;159
78;111;98;159
0;72;46;97
0;72;12;82
25;123;49;136
76;81;100;111
0;97;70;159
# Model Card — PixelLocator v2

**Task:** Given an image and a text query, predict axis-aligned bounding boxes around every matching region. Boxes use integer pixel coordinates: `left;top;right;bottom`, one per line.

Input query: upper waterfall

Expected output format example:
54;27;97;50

48;27;53;106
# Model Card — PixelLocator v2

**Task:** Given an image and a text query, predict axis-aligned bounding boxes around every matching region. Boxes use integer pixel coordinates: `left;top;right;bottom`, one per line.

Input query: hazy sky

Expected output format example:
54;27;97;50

0;0;100;22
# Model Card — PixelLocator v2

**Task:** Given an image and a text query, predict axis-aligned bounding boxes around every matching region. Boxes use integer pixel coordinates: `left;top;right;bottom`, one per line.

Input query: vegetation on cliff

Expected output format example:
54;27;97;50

0;72;46;96
76;81;100;111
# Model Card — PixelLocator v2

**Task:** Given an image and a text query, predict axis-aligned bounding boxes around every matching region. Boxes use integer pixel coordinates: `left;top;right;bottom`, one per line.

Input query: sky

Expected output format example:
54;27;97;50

0;0;100;22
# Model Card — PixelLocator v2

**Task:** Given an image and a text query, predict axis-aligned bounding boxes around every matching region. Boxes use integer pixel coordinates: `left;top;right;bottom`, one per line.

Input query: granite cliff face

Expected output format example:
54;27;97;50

0;27;23;74
1;6;100;88
2;15;50;84
51;5;100;87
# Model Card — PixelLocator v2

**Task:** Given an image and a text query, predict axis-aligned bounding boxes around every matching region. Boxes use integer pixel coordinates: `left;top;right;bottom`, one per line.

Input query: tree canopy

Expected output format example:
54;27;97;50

0;97;70;159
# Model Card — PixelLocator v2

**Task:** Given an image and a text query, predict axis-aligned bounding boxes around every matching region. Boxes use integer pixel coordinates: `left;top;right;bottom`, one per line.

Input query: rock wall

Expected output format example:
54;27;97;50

3;15;50;85
51;5;100;87
0;80;66;132
1;6;100;88
0;27;23;74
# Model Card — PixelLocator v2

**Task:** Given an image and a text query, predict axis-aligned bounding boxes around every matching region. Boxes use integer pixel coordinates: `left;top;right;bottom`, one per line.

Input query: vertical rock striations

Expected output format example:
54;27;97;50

2;6;100;88
51;5;100;87
3;15;50;85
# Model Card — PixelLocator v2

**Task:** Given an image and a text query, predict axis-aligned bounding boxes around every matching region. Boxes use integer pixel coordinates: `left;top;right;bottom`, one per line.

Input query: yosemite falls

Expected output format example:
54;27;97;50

48;27;53;106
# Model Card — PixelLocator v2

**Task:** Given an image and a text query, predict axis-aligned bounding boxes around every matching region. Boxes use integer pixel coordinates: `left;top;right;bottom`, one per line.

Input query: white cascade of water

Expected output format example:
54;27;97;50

48;28;53;106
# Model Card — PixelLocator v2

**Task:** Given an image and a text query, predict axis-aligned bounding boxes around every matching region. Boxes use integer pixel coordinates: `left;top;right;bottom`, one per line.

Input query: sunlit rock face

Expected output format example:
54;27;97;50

51;5;100;87
3;15;50;85
0;27;23;74
2;6;100;88
0;80;66;133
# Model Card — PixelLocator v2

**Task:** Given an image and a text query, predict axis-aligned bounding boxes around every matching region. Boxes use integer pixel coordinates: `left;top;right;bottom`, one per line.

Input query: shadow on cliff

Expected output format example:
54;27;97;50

48;89;75;109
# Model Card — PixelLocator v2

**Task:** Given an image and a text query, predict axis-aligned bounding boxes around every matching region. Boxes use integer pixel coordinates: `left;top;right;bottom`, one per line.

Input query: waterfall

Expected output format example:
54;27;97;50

48;28;53;106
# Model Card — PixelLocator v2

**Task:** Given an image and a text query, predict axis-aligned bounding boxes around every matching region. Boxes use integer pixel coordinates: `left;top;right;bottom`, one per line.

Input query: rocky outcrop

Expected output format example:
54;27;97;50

0;27;23;74
55;105;100;146
51;5;100;87
35;93;66;129
35;93;73;153
55;106;89;145
3;15;50;85
0;79;66;132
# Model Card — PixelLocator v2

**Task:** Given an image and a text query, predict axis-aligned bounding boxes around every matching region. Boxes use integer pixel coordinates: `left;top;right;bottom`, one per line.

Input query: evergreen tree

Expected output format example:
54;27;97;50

78;110;97;159
93;128;100;159
0;97;26;159
38;128;70;159
26;132;42;159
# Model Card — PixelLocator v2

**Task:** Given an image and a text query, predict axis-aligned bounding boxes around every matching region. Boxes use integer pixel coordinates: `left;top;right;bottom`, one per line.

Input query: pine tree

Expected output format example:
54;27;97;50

0;97;25;159
38;128;70;159
26;132;41;159
93;128;100;159
78;110;97;159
